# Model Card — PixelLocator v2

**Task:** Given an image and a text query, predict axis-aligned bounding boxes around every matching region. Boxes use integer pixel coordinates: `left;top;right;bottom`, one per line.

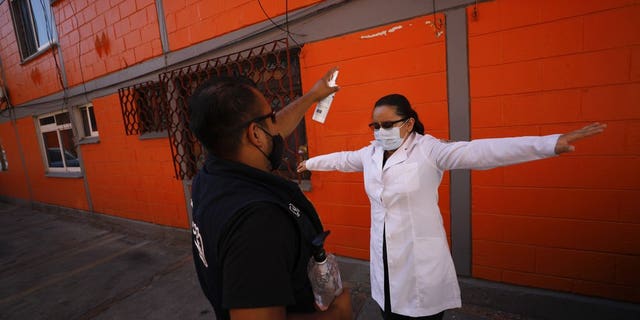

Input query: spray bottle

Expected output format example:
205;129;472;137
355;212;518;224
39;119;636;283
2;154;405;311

307;230;344;311
311;70;339;123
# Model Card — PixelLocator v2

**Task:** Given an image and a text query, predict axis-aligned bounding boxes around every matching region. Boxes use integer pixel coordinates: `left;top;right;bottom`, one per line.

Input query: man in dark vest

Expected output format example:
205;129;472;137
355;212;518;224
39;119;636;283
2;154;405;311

188;68;352;320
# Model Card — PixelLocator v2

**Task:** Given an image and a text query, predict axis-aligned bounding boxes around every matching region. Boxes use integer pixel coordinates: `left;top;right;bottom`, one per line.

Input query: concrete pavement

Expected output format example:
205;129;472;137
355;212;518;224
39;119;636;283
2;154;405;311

1;200;638;319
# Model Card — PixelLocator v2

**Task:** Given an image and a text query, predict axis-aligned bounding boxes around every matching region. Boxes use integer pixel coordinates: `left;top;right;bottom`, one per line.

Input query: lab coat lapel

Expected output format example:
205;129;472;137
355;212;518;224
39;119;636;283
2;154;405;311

383;148;407;170
382;133;415;171
372;143;384;173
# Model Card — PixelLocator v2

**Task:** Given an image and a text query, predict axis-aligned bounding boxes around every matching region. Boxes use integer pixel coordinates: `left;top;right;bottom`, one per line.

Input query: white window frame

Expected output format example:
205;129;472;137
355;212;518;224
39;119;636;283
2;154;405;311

9;0;57;61
74;104;99;138
37;110;81;173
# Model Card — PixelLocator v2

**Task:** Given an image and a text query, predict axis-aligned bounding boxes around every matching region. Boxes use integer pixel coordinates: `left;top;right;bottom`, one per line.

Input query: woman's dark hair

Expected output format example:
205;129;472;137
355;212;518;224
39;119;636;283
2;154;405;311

188;76;261;158
374;94;425;134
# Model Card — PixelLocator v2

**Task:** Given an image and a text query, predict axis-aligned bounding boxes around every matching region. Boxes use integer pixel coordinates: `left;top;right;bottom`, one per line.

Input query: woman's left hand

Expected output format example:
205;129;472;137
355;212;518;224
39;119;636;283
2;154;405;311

555;122;607;154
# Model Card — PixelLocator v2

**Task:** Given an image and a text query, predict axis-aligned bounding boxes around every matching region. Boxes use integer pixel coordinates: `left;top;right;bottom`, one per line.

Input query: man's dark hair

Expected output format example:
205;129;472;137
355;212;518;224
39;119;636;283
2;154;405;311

374;93;425;135
188;76;261;158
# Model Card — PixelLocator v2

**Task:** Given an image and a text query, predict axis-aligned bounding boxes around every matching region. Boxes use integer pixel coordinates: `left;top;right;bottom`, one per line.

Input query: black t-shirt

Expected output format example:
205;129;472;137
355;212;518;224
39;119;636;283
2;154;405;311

219;201;311;312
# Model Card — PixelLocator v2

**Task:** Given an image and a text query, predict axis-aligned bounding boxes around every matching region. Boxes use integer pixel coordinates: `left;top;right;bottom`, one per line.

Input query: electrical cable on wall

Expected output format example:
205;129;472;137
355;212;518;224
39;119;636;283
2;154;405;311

428;0;445;38
285;0;294;44
68;0;91;104
473;0;479;20
38;0;68;108
37;0;89;174
0;70;14;120
37;0;91;112
0;15;16;120
257;0;302;47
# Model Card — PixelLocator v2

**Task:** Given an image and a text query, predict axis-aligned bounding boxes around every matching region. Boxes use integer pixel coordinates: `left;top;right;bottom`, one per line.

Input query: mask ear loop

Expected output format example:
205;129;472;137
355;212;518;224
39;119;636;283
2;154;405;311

399;118;415;142
251;124;278;169
399;118;410;130
404;117;416;134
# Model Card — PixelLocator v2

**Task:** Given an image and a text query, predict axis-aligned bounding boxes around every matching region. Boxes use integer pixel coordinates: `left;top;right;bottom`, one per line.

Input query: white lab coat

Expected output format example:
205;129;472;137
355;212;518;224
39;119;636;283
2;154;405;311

305;132;560;316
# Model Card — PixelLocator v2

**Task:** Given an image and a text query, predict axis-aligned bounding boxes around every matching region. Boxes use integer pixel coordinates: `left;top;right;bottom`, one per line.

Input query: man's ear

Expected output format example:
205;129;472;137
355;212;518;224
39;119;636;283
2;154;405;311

246;123;262;146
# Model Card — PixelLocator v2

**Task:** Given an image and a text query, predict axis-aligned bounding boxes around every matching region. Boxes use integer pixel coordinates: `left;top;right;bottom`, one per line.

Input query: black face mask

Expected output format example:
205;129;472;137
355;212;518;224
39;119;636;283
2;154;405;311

255;126;284;171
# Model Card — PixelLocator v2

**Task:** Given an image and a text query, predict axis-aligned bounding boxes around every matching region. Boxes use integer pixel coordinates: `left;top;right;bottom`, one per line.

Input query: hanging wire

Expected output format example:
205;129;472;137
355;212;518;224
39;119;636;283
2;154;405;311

257;0;302;47
430;0;445;38
285;0;291;40
67;0;90;103
473;0;479;20
37;0;87;171
0;58;12;119
36;0;92;110
38;0;68;107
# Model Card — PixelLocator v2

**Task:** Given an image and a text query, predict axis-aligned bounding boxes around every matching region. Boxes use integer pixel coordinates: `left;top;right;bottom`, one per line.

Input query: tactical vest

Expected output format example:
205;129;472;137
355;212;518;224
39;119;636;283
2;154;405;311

191;157;324;320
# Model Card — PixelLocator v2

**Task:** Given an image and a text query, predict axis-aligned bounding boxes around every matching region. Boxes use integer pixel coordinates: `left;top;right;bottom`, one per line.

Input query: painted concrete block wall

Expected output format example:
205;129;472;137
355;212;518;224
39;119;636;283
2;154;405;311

0;0;163;105
83;94;188;228
53;0;163;87
163;0;320;50
467;0;640;303
0;4;63;105
300;14;450;260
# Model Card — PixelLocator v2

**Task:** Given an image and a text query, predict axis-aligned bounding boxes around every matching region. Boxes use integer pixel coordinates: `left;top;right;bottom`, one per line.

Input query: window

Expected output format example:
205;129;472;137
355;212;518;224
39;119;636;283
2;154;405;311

118;81;167;136
10;0;56;60
135;82;167;134
75;104;99;138
38;110;80;172
155;39;306;180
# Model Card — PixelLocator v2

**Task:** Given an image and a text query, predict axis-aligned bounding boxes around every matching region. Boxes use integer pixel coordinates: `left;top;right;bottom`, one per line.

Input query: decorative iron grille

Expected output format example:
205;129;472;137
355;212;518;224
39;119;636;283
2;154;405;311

158;39;305;180
118;81;168;135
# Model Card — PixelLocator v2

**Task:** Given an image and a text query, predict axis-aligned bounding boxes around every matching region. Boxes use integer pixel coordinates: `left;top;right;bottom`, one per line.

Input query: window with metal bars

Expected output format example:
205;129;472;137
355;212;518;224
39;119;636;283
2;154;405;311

135;82;168;134
157;39;308;181
118;81;168;136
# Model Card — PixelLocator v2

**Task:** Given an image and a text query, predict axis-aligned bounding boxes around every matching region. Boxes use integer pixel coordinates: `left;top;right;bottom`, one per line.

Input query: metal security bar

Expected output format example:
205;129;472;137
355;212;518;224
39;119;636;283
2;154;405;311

118;81;168;135
158;39;305;180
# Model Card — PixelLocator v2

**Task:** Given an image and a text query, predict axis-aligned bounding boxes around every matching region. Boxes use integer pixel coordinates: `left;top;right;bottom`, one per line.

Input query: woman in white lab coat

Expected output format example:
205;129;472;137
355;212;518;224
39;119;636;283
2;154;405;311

297;94;606;320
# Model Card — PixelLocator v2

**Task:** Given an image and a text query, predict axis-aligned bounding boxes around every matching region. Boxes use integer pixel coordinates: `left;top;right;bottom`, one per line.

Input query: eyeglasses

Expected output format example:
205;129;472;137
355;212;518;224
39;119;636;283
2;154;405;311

368;118;408;130
241;109;277;127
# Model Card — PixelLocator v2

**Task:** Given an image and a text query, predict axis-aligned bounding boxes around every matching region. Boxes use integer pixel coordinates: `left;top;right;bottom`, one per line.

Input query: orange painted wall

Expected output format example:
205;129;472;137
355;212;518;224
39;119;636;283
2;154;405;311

11;117;89;210
0;3;63;105
84;94;188;228
0;122;30;200
53;0;163;87
163;0;321;51
2;0;637;303
300;15;449;260
468;0;640;302
0;0;162;105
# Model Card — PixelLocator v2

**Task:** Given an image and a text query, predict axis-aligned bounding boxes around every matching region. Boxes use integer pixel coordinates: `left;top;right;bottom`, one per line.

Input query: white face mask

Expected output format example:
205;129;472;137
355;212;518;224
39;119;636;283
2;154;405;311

374;125;405;151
